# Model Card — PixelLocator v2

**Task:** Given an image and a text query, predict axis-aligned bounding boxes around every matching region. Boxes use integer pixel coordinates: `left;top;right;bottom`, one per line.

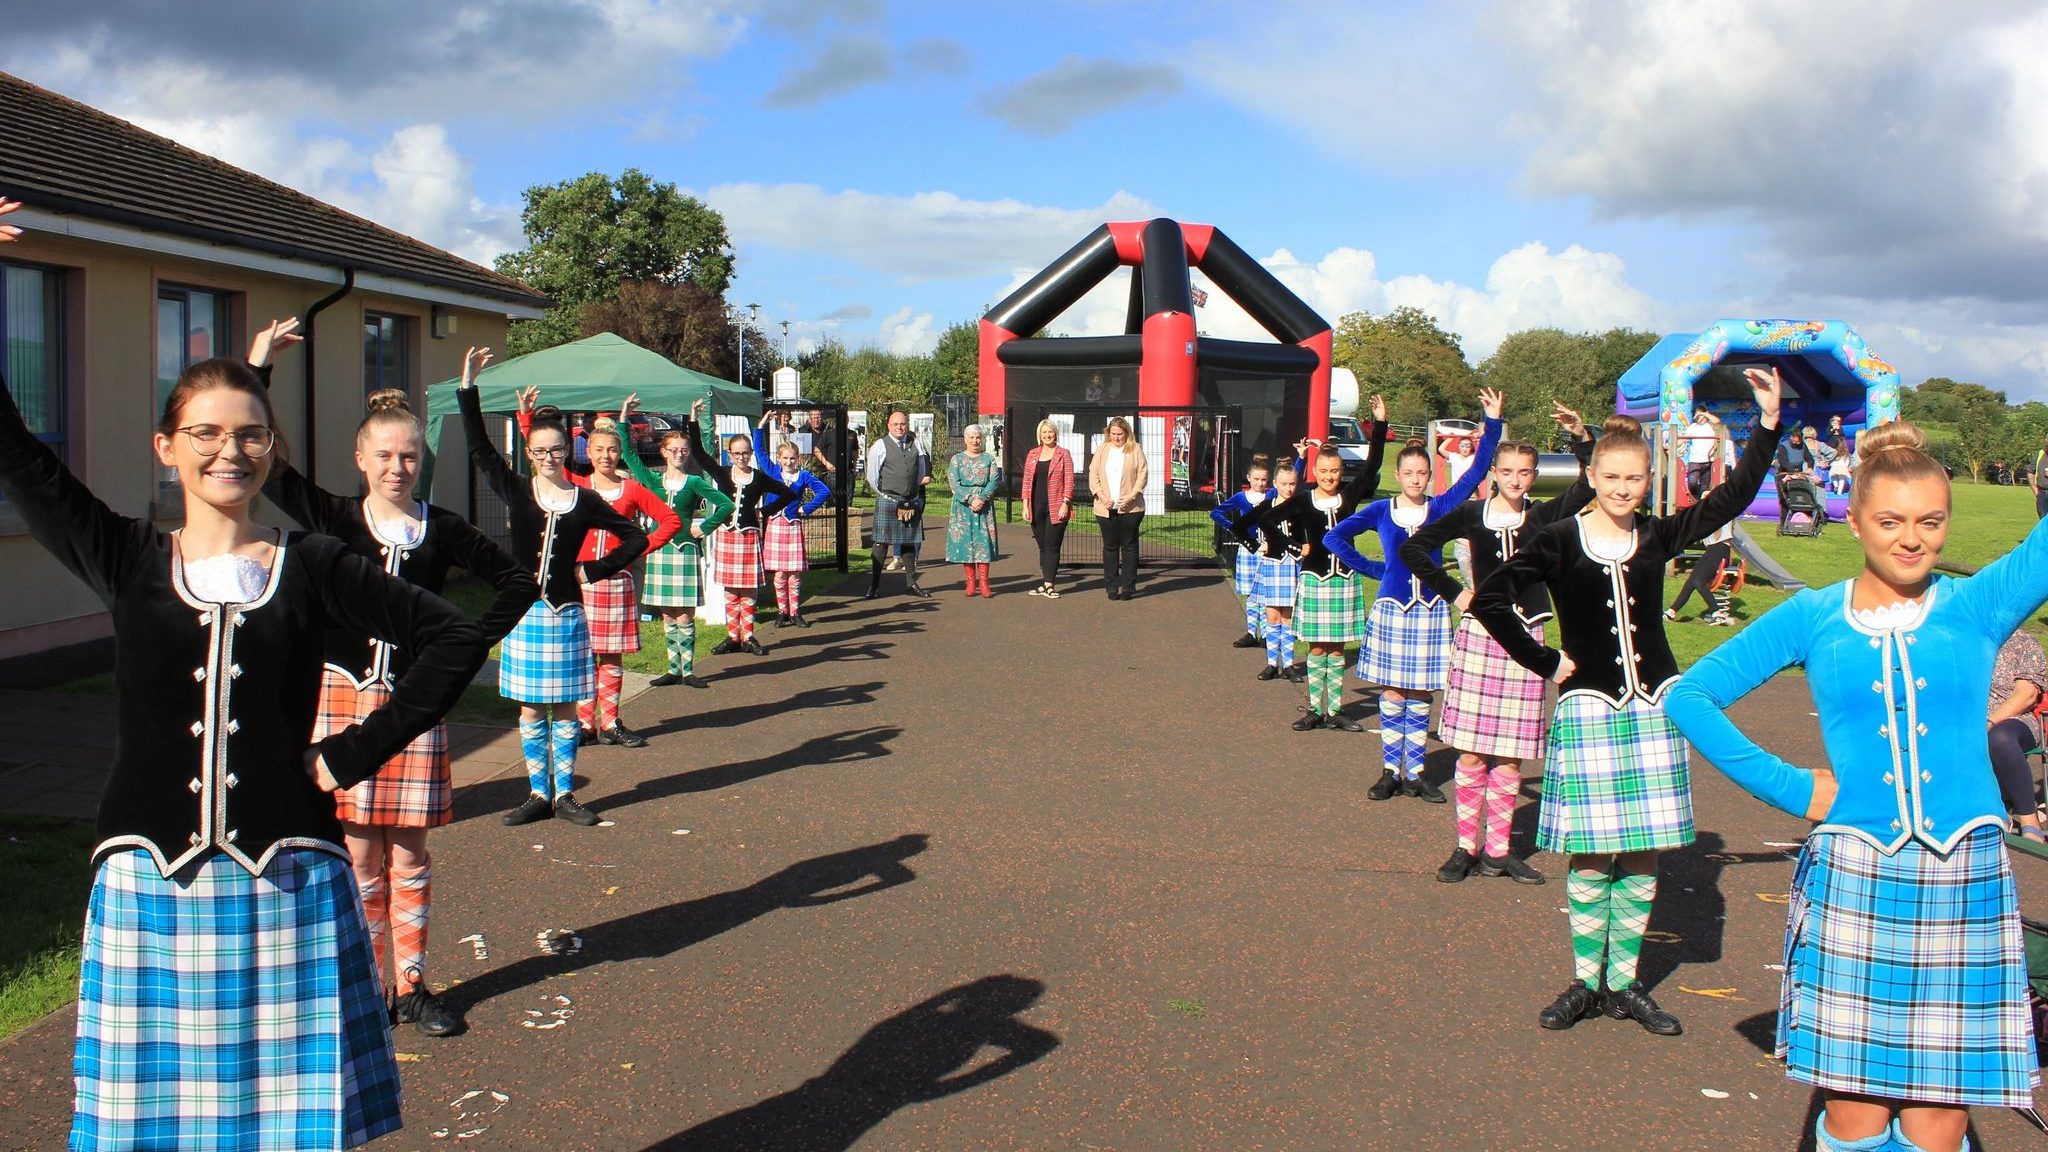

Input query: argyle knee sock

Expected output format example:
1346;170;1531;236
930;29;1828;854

1312;653;1335;713
1304;653;1329;714
1453;759;1486;853
1280;625;1296;669
1566;868;1612;989
725;596;742;642
549;718;580;799
576;694;596;733
1403;698;1431;779
1245;600;1261;637
1605;870;1658;991
1813;1113;1891;1152
388;861;430;995
1264;620;1283;668
1483;764;1521;858
1378;697;1403;772
781;574;802;617
678;616;697;677
664;621;685;675
596;663;624;731
520;719;549;796
738;596;757;641
358;874;390;988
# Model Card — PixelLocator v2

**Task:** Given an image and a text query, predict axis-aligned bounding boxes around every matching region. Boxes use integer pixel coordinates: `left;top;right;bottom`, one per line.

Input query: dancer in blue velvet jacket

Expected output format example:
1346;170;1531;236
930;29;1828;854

1668;420;2048;1152
1325;390;1502;801
1211;457;1275;650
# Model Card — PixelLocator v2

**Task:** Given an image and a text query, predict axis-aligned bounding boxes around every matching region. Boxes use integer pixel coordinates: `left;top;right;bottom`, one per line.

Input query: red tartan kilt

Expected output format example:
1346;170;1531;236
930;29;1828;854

713;527;763;588
316;671;450;827
762;517;808;572
580;570;642;654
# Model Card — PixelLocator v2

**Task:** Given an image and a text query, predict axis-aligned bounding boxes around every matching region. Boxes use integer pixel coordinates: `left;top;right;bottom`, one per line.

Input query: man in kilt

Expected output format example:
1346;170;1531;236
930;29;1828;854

864;409;933;599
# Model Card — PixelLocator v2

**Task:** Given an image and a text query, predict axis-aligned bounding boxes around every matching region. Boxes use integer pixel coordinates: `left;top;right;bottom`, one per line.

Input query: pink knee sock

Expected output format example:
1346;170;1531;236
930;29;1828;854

1453;759;1485;853
1483;763;1521;858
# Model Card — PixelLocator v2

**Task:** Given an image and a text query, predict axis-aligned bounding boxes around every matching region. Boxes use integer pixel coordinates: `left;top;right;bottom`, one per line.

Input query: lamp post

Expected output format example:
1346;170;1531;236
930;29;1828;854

780;319;790;365
735;302;762;390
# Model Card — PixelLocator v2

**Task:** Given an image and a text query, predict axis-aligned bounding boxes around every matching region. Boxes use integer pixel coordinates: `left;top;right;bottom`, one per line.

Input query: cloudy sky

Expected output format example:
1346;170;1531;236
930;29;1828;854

8;0;2048;394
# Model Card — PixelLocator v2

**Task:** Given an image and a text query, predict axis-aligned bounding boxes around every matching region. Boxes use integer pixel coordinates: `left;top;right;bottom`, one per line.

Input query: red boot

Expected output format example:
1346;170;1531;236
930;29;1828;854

962;564;977;596
978;564;994;597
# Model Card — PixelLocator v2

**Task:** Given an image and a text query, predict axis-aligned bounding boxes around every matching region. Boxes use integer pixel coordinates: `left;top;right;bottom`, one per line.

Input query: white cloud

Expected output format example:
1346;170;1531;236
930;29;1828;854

704;184;1160;282
878;306;938;355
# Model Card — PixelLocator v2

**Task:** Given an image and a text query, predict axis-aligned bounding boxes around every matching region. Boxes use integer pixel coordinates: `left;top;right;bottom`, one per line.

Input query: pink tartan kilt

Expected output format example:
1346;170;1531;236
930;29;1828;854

762;516;808;572
713;527;764;589
317;670;450;827
1438;615;1550;761
580;570;642;654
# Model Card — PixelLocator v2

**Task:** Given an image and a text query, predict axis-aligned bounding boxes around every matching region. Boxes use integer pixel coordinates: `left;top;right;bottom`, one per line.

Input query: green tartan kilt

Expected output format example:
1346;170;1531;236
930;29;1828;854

641;542;704;609
1295;571;1365;643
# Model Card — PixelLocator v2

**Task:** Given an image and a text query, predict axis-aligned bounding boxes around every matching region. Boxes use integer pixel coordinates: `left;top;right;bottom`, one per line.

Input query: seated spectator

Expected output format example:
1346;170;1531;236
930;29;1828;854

1988;630;2048;842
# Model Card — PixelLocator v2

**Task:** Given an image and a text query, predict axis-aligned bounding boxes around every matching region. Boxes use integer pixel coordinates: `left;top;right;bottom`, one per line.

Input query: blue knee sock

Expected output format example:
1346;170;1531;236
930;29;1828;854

520;720;548;796
1403;698;1432;779
1245;600;1261;636
1884;1118;1967;1152
1811;1113;1889;1151
1264;621;1283;667
549;719;580;799
1378;697;1402;772
1280;625;1296;667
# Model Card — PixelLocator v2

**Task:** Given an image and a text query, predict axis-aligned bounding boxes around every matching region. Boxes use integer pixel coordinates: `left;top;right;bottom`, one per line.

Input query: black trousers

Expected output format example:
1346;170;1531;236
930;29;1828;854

1029;518;1068;584
1686;462;1713;498
1101;509;1143;593
1670;541;1732;615
1990;718;2038;815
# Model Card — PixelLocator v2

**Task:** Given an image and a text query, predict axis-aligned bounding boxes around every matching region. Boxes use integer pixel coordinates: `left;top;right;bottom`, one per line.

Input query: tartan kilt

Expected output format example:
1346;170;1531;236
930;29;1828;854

1779;826;2037;1108
1438;616;1549;760
712;527;763;589
71;848;401;1151
317;671;450;828
762;515;808;572
1356;597;1454;690
1230;545;1259;600
1295;572;1365;643
499;600;595;704
641;541;704;609
871;494;924;546
1252;554;1299;608
580;570;641;654
1536;692;1692;854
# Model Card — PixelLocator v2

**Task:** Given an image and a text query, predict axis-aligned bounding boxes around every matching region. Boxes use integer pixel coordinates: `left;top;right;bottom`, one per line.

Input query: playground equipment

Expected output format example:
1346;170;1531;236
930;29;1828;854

1616;319;1901;524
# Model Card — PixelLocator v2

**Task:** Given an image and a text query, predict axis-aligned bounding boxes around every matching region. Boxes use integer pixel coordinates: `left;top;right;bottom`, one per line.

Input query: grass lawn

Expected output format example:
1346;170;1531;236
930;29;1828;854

0;815;98;1040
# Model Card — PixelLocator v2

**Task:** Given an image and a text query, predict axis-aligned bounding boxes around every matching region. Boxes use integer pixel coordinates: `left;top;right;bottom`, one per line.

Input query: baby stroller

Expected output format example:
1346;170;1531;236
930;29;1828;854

1777;474;1827;538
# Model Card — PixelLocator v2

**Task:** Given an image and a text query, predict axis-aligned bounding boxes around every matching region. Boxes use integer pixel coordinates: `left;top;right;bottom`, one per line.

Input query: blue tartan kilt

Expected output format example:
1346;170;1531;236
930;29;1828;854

871;494;924;546
71;848;400;1152
1230;545;1259;600
1252;554;1299;608
1779;825;2038;1108
498;600;595;704
1356;598;1453;690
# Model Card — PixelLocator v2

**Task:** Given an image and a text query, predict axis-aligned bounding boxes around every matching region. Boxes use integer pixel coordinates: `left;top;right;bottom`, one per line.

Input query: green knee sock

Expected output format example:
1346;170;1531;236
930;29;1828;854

1605;871;1657;991
679;616;696;677
1321;652;1346;714
1566;869;1612;989
1305;653;1331;714
663;621;685;676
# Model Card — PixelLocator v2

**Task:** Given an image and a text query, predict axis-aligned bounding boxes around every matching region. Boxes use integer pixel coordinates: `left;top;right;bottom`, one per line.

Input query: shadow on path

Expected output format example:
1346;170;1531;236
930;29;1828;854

709;640;897;681
604;726;901;807
641;974;1059;1152
448;834;929;1019
1643;831;1791;990
636;682;887;738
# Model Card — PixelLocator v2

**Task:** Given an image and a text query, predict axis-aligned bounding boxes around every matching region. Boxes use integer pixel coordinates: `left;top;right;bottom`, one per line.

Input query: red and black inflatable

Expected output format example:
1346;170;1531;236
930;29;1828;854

978;218;1335;440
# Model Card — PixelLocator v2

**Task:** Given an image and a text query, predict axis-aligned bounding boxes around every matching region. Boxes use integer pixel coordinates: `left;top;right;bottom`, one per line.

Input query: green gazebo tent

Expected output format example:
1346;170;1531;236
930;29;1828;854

422;332;760;493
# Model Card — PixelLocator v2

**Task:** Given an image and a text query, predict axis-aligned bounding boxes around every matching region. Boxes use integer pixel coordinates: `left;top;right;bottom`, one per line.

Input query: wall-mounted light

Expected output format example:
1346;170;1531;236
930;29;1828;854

431;305;458;339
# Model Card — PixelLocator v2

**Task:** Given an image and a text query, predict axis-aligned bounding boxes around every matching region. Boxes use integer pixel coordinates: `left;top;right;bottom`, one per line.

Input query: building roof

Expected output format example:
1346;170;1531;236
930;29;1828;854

0;71;549;311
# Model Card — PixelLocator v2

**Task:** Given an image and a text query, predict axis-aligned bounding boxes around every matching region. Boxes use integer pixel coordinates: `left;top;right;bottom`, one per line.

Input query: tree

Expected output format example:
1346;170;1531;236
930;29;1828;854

930;320;979;395
1331;306;1476;424
579;280;733;378
497;169;734;357
1477;328;1600;435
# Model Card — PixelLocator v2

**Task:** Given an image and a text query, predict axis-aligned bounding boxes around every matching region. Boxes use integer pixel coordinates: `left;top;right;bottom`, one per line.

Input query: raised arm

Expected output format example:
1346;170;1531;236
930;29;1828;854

0;374;151;604
1428;410;1503;515
1954;506;2048;639
456;348;519;503
1654;368;1785;552
1531;417;1598;529
683;419;731;493
1665;592;1822;820
1400;501;1479;604
1342;396;1391;502
621;437;660;491
1468;528;1566;679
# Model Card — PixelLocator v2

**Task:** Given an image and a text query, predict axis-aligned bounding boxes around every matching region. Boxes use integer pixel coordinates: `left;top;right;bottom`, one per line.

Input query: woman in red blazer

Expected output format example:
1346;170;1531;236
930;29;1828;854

1020;419;1075;598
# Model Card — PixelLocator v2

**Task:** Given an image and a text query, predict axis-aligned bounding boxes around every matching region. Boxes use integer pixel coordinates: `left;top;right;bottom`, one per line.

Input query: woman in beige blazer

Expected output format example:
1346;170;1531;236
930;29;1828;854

1087;417;1149;599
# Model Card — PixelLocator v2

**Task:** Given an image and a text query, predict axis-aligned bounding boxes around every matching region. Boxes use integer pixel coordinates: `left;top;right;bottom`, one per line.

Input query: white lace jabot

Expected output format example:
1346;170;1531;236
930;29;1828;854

183;553;269;603
1851;598;1927;631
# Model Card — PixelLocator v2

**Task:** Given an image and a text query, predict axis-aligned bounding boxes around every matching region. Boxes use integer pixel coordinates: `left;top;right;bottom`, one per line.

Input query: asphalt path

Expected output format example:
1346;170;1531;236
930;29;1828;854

2;558;2044;1151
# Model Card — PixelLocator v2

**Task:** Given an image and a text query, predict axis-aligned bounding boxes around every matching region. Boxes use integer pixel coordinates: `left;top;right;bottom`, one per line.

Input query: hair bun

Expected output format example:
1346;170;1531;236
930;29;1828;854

1857;420;1928;461
1602;414;1643;438
365;388;411;416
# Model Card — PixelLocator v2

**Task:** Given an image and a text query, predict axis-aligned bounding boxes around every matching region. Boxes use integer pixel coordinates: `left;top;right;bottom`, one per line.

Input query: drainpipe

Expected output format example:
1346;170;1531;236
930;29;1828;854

298;269;356;485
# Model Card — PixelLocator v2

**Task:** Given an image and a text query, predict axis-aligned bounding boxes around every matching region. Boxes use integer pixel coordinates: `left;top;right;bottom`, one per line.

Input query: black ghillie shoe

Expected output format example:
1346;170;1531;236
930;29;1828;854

553;793;602;827
1366;769;1400;801
1605;984;1682;1036
1476;854;1547;885
648;672;682;687
1292;710;1325;732
502;793;553;826
1537;982;1603;1031
1436;848;1476;883
397;987;463;1037
1232;633;1262;648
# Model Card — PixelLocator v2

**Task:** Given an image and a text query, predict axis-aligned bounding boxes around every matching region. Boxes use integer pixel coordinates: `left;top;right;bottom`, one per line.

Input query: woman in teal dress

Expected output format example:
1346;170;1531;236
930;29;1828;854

947;424;1003;596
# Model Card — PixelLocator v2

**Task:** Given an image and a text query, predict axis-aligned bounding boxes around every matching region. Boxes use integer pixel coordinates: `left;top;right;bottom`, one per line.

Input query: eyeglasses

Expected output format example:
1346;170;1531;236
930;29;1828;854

527;446;569;460
729;448;753;458
176;424;276;458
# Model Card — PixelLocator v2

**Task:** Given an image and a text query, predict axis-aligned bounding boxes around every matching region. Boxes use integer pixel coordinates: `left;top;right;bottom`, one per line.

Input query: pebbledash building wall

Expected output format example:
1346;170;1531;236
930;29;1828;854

0;71;549;661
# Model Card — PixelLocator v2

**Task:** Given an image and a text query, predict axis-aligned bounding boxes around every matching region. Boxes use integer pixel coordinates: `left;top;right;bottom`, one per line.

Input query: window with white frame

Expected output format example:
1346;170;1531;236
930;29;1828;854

156;284;235;506
0;261;65;518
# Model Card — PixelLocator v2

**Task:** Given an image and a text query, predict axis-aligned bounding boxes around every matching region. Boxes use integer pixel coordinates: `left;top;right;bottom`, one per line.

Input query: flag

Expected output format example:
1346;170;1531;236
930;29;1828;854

1189;285;1209;308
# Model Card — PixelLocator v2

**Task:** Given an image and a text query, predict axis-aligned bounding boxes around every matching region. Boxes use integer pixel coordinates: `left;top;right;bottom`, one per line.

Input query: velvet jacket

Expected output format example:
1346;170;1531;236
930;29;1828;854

756;427;832;520
1211;489;1273;550
0;377;485;877
512;409;683;562
1397;431;1595;626
1469;420;1785;705
621;450;732;550
459;386;647;608
1229;421;1389;578
1020;445;1075;525
263;462;535;688
1669;512;2048;853
685;420;799;530
1326;417;1503;604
